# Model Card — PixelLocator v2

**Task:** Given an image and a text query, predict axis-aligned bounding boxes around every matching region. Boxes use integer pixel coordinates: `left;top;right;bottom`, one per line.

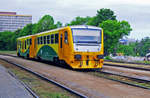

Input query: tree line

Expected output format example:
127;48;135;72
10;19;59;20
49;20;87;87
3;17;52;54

0;8;134;56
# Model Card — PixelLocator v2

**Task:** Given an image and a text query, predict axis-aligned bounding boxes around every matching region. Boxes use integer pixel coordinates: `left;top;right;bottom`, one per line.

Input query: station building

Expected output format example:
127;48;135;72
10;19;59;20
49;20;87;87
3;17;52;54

0;12;32;32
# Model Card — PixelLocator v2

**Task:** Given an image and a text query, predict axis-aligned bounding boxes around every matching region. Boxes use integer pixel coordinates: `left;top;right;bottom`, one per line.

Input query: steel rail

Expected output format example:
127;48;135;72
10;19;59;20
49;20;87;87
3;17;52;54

0;57;88;98
100;71;150;82
93;70;150;90
105;60;150;66
104;63;150;71
8;70;39;98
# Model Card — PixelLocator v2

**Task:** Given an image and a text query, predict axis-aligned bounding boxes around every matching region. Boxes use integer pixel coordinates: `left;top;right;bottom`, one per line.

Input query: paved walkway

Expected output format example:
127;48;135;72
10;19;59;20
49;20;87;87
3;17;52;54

0;64;33;98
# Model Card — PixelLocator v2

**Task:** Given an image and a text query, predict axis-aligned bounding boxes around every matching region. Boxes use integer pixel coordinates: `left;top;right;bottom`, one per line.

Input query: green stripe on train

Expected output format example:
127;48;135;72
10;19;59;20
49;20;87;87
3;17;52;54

36;45;58;61
18;48;29;57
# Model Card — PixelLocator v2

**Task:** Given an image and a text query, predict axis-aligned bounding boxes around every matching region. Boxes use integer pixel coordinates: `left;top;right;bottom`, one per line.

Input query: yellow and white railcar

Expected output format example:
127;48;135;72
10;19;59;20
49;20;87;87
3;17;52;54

17;25;104;69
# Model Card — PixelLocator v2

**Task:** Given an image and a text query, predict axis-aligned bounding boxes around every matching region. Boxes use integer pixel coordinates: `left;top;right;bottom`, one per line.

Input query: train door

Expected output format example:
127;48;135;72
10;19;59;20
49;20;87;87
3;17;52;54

59;31;63;59
59;30;69;60
29;36;37;58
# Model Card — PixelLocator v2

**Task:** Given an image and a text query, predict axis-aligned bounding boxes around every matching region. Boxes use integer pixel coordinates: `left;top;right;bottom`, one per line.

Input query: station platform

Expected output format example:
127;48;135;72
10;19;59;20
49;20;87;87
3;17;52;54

0;64;33;98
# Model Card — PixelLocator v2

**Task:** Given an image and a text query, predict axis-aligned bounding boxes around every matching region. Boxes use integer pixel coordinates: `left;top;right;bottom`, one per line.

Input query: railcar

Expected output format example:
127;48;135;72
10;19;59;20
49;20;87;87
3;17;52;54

17;25;104;69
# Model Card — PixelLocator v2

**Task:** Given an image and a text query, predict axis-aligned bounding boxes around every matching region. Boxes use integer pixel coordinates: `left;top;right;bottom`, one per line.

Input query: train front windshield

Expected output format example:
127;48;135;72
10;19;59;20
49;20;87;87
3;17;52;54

72;29;101;44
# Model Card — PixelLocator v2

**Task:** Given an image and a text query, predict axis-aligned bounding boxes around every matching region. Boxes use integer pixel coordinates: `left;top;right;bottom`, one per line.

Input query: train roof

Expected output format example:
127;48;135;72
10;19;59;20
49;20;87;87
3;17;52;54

17;25;102;39
70;25;102;30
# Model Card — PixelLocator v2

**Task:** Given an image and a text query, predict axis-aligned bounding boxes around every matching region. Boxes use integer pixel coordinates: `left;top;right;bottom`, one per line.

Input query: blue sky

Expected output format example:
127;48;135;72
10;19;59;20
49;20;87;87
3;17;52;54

0;0;150;40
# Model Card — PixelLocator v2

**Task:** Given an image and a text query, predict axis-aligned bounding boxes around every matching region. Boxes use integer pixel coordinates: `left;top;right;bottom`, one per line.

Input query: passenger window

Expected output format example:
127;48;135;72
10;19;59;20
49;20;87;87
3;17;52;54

51;34;54;44
26;39;28;45
27;39;29;45
22;41;24;49
64;31;68;44
25;40;27;49
40;36;43;44
60;34;62;48
44;36;46;44
30;39;32;45
47;35;50;44
55;34;58;43
37;37;40;44
20;41;21;48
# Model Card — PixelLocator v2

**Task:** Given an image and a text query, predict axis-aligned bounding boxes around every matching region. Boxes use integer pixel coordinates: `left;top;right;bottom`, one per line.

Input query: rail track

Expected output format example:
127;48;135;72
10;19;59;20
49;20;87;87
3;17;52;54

104;63;150;71
92;70;150;90
1;54;150;93
92;62;150;90
0;56;87;98
105;60;150;66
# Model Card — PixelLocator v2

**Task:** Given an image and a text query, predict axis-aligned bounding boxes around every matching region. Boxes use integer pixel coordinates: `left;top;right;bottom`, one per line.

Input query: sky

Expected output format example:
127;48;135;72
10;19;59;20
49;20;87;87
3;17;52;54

0;0;150;40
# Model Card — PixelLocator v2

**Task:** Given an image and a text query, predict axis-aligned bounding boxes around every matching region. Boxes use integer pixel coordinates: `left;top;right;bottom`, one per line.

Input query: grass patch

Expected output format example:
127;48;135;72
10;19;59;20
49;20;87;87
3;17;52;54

0;50;16;54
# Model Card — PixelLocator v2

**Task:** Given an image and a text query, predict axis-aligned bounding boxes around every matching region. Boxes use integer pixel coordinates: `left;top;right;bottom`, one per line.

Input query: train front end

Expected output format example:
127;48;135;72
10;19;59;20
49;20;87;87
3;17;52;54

70;26;104;69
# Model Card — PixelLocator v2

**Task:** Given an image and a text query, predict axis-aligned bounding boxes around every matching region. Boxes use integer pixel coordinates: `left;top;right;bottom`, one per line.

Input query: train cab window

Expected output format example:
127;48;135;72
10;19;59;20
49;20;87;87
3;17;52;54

44;36;46;44
47;35;50;44
55;34;58;43
51;34;54;44
64;31;68;44
25;40;27;49
40;36;43;44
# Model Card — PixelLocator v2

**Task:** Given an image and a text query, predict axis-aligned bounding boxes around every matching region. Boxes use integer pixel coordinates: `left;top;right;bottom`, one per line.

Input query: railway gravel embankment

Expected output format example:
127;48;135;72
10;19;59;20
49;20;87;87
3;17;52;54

1;55;150;98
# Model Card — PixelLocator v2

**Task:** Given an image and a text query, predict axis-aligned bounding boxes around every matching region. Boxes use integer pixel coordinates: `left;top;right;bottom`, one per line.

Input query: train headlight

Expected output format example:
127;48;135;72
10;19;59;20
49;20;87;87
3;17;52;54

97;55;104;59
74;54;82;60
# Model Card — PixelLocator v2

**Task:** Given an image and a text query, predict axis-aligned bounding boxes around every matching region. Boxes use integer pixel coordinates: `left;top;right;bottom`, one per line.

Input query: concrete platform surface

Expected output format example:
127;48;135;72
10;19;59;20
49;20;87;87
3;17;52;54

0;64;33;98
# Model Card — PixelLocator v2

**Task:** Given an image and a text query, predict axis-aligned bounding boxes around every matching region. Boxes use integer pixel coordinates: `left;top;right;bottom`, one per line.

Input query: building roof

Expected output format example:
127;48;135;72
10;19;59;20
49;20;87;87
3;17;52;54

0;12;32;17
0;12;16;15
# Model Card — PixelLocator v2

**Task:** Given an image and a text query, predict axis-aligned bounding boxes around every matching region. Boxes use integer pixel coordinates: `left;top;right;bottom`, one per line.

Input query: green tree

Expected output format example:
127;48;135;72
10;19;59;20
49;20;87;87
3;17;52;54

117;44;136;56
136;37;150;56
100;20;132;55
0;31;15;50
67;16;91;26
33;15;55;34
88;8;116;26
18;23;35;37
56;21;62;28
